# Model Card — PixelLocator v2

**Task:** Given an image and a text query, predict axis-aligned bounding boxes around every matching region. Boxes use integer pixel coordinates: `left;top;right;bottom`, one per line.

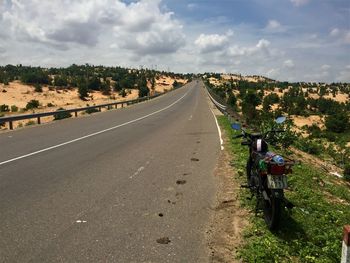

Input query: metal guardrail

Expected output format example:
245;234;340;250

0;92;165;130
204;82;242;123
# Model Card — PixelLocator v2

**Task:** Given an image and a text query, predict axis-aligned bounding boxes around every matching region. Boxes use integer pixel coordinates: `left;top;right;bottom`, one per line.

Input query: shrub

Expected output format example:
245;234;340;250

120;89;127;97
11;105;18;112
78;81;88;100
325;111;349;133
53;108;72;120
85;107;99;114
138;85;150;98
344;164;350;181
26;100;40;110
34;83;43;92
25;120;36;126
0;104;10;112
298;139;322;155
47;103;55;107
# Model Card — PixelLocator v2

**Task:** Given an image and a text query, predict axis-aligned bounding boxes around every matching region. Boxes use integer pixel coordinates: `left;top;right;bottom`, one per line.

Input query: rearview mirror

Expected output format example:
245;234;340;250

231;123;241;131
275;116;286;124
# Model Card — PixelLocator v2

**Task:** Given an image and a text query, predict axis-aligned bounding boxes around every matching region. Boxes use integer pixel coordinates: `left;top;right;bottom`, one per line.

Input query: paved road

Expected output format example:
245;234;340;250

0;81;220;262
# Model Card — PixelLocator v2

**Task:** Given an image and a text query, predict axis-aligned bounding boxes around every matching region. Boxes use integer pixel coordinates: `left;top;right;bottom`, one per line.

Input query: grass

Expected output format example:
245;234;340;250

218;116;350;263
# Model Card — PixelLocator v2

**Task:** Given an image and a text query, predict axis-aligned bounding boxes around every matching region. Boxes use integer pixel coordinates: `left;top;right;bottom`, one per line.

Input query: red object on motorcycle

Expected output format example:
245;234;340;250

268;163;286;175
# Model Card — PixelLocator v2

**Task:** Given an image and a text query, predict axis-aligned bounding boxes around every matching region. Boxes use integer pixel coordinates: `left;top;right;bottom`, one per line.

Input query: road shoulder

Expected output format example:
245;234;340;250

205;97;249;262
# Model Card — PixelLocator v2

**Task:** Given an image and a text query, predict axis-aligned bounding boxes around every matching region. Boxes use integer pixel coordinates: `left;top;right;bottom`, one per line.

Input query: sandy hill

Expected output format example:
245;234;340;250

0;75;187;130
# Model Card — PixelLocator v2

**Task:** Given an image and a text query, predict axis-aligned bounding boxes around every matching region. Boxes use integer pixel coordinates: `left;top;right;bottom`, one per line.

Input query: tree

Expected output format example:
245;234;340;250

88;77;101;91
325;111;349;133
120;89;127;97
138;86;150;98
227;93;237;108
241;90;261;121
78;80;89;100
34;83;43;92
100;80;111;95
55;76;68;87
26;100;40;110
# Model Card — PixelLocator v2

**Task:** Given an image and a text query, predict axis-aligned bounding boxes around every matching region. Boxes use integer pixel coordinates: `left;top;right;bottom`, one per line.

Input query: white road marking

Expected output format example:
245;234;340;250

130;166;145;179
209;107;224;151
129;160;151;179
76;220;87;223
0;92;189;166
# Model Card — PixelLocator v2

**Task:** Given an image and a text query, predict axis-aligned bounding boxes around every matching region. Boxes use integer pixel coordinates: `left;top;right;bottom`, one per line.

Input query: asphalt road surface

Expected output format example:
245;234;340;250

0;81;221;262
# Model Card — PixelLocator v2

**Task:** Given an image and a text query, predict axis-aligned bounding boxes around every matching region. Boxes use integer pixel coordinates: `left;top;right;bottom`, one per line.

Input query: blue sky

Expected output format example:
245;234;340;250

0;0;349;82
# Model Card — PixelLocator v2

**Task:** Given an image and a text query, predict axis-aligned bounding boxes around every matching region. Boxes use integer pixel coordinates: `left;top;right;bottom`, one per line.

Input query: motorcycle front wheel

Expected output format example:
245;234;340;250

263;189;283;230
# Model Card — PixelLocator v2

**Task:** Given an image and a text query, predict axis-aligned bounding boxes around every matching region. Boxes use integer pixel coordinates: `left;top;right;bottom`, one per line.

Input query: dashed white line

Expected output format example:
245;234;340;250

130;166;145;179
0;92;189;166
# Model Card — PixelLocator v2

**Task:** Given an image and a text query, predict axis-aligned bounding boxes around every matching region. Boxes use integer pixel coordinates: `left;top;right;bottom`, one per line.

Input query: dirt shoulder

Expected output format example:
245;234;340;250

206;95;249;262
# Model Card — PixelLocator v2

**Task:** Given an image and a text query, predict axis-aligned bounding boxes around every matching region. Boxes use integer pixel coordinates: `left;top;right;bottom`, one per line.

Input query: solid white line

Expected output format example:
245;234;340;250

0;91;189;166
209;107;224;151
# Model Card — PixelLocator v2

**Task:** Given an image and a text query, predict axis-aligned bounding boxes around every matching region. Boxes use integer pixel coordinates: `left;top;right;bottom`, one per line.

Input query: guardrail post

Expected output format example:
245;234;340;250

99;106;102;112
342;225;350;263
75;111;78;117
9;121;13;130
37;117;41;125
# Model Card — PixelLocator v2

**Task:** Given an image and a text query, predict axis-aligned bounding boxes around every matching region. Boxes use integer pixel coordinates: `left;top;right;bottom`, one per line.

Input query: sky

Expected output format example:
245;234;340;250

0;0;349;82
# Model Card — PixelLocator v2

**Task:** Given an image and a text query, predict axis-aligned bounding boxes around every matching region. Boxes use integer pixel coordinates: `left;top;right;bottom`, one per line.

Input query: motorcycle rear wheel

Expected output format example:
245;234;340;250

263;190;282;230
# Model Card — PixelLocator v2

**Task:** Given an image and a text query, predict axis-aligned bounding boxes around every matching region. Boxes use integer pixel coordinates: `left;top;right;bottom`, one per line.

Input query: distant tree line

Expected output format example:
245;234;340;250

0;64;193;100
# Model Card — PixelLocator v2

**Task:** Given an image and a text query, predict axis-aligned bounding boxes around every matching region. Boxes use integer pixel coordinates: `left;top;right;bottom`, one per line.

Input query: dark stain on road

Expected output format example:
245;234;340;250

191;158;199;162
176;180;187;185
156;237;171;244
167;199;176;205
158;213;164;217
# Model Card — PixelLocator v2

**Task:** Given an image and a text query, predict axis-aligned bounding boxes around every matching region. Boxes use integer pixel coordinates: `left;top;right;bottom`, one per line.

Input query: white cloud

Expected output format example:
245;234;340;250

336;65;350;82
330;28;340;37
321;64;331;71
187;3;197;10
265;20;286;33
1;0;185;55
329;28;350;44
284;59;295;68
266;68;280;78
290;0;310;7
194;33;230;53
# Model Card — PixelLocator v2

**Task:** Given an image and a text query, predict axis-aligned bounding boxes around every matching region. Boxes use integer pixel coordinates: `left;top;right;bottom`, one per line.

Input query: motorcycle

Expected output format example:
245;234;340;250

231;117;294;230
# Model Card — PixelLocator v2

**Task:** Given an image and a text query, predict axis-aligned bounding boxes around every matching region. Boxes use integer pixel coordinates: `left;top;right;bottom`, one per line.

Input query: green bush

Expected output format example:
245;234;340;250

53;108;72;120
26;100;40;110
25;120;36;126
34;83;43;92
85;107;99;114
297;139;322;155
120;89;127;97
325;111;349;133
11;105;18;112
344;164;350;181
0;104;10;112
